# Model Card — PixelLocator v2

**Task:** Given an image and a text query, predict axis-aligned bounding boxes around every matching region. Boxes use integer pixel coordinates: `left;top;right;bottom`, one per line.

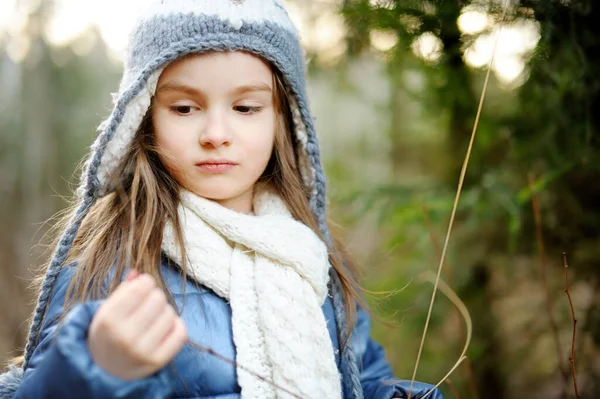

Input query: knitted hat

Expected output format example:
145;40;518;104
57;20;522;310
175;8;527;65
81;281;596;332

14;1;363;398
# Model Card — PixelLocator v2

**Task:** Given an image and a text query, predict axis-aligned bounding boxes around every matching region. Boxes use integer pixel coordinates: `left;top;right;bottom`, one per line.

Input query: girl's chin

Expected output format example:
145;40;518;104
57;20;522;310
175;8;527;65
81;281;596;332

187;186;254;202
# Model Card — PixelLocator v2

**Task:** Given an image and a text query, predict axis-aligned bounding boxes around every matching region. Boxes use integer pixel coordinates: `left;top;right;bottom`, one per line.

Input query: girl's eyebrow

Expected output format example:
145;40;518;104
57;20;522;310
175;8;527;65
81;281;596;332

232;83;272;95
156;82;272;96
156;82;202;97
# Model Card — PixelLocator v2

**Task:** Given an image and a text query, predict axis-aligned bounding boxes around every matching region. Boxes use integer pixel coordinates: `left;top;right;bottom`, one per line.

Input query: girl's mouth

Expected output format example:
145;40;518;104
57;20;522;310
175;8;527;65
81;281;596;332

195;160;237;173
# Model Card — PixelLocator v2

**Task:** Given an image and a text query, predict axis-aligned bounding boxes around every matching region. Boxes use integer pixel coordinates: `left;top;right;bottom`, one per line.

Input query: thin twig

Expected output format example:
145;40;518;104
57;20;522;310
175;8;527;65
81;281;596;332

421;205;480;399
406;1;510;397
186;340;303;399
418;272;472;399
382;271;473;398
563;253;581;399
529;174;570;394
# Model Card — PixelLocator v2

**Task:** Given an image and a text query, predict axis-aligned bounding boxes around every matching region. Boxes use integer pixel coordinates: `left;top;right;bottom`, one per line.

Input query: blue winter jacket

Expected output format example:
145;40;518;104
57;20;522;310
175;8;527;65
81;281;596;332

13;261;443;399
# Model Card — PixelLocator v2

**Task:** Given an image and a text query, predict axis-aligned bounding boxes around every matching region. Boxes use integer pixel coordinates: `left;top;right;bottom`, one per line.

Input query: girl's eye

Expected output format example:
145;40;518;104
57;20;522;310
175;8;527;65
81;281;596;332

234;105;262;115
171;105;195;115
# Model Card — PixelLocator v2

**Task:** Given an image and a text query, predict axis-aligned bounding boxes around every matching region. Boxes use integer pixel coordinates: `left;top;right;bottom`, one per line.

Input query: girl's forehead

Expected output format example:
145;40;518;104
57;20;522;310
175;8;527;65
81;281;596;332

158;51;274;90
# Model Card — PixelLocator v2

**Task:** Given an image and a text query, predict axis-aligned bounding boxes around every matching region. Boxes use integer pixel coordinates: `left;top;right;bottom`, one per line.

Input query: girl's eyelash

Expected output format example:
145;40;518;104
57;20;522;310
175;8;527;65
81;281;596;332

170;105;197;115
234;105;262;114
169;105;262;115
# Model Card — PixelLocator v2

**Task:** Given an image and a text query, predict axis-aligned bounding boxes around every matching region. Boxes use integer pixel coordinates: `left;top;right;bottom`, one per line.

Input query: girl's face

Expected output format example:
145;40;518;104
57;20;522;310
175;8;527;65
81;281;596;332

153;51;276;213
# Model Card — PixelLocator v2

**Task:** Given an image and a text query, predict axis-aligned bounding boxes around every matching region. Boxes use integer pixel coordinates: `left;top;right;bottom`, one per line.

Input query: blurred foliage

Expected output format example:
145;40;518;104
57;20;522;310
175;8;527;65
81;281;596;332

0;0;121;360
328;0;599;398
1;0;599;398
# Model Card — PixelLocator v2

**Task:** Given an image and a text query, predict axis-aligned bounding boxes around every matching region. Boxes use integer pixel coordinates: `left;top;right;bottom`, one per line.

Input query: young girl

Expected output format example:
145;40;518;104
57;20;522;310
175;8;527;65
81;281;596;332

1;1;443;398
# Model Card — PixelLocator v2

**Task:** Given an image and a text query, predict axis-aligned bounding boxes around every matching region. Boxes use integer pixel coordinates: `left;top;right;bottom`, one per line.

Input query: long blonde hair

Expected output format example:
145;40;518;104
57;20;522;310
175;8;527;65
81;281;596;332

36;67;366;349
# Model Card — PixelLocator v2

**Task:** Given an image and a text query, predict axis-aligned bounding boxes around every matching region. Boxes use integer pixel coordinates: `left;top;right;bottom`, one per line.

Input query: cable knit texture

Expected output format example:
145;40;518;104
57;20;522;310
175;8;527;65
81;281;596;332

4;1;364;398
162;189;342;399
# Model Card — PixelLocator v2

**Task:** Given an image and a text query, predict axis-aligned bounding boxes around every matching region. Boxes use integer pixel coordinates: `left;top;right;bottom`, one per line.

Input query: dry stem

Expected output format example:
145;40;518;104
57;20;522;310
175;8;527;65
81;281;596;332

406;2;510;397
418;272;472;399
563;252;581;399
186;340;302;398
421;205;480;399
529;174;570;394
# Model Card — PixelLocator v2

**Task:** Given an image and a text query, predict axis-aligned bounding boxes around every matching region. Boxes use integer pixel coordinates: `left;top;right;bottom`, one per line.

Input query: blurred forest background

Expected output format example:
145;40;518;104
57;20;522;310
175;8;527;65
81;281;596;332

1;0;598;398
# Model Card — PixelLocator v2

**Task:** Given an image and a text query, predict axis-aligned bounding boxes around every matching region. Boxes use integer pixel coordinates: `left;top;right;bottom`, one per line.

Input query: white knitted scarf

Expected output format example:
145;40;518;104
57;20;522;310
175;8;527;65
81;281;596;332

162;189;342;399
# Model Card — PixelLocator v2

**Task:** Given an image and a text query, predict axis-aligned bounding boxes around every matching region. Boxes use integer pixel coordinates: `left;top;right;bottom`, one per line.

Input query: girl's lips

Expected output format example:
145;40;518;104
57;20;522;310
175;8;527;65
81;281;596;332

195;162;237;173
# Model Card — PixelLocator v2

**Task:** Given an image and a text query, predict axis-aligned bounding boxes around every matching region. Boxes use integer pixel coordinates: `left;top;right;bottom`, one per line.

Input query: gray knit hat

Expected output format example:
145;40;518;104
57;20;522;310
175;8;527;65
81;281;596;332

1;1;363;398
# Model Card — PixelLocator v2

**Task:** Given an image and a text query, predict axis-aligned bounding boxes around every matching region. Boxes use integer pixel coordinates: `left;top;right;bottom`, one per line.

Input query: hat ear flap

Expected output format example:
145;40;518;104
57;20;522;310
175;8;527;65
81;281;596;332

287;94;317;201
78;68;164;199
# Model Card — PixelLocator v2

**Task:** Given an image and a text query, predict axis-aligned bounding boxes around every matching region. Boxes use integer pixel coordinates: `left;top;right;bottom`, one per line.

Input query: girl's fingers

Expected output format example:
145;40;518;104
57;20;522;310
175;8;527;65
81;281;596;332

136;306;178;353
126;269;140;282
126;287;168;334
150;317;187;366
103;274;157;320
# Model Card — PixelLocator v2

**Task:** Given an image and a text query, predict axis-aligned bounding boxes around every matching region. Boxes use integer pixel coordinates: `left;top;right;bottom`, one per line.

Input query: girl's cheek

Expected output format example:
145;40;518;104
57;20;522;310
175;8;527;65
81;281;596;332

240;114;275;139
248;135;276;160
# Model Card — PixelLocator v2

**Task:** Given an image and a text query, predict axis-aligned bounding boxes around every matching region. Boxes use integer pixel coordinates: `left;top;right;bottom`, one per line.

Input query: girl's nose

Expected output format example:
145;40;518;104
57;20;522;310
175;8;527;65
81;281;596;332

198;109;231;148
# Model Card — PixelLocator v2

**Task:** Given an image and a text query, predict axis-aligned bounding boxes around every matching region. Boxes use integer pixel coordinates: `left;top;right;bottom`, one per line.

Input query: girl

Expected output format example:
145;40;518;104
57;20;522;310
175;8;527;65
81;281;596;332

1;1;443;398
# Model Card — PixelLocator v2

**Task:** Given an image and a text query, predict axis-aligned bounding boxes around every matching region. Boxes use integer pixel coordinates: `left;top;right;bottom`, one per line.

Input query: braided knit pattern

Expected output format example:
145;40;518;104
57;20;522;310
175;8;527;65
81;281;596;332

11;4;364;398
163;189;342;399
329;269;364;399
0;365;23;398
22;198;93;369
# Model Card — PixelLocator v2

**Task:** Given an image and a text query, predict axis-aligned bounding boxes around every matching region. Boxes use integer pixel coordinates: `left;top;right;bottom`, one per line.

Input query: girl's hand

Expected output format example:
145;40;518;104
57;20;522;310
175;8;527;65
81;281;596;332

88;271;187;381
